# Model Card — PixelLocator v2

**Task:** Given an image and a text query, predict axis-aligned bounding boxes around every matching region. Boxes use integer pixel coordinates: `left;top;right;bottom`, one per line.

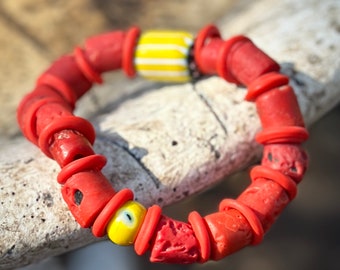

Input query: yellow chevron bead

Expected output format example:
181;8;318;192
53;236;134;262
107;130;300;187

134;30;194;82
107;201;146;246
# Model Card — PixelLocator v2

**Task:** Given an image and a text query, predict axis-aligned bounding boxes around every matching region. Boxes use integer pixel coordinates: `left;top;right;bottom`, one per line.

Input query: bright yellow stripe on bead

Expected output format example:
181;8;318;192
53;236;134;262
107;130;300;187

134;30;194;82
107;201;146;246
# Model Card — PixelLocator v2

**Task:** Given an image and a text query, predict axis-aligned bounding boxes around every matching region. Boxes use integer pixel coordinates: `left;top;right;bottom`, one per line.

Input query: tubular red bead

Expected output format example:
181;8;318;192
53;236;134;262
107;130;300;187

92;188;134;237
203;209;253;260
256;84;305;129
217;35;280;86
245;72;289;101
236;178;291;232
49;130;95;167
261;143;308;183
134;204;162;255
57;154;107;184
38;116;96;158
83;30;126;73
61;170;116;228
122;26;141;77
37;55;93;104
194;24;221;74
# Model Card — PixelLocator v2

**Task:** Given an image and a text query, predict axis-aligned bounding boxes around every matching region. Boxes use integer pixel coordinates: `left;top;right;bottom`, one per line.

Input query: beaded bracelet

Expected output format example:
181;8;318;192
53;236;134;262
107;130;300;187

17;24;309;264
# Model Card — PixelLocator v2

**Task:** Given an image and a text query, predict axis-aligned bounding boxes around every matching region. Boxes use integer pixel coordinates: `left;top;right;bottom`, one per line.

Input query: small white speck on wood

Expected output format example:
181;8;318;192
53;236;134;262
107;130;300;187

1;0;339;268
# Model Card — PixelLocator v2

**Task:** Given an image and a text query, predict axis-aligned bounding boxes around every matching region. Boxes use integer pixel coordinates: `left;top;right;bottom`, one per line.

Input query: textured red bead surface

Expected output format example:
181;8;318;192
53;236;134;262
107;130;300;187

261;144;308;182
256;85;305;129
49;130;95;167
203;209;253;260
150;215;200;263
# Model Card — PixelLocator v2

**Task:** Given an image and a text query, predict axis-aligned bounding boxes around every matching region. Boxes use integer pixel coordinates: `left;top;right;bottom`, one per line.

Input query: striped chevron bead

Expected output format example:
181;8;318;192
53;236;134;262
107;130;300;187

134;30;194;82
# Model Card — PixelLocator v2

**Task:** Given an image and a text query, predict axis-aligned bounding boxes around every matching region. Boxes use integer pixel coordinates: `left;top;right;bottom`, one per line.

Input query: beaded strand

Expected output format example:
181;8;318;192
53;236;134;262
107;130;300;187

17;25;309;264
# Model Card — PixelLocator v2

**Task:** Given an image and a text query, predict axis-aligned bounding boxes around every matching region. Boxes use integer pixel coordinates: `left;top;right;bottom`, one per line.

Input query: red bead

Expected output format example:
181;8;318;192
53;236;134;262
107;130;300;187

61;170;115;228
49;129;95;167
261;144;308;183
35;102;74;138
219;199;264;245
58;154;107;184
217;35;280;86
38;116;95;158
92;189;134;237
203;209;253;260
194;24;221;74
250;165;297;200
188;211;211;263
149;215;200;264
245;72;289;101
83;30;126;73
122;27;141;77
134;204;162;255
37;55;92;105
74;47;103;84
237;178;290;232
256;126;309;144
17;84;67;145
255;84;305;129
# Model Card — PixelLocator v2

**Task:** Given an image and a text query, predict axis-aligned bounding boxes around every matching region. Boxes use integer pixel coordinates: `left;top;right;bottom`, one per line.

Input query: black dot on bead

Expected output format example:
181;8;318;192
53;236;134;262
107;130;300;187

290;166;297;172
267;152;273;162
171;140;178;146
74;190;83;205
126;213;133;222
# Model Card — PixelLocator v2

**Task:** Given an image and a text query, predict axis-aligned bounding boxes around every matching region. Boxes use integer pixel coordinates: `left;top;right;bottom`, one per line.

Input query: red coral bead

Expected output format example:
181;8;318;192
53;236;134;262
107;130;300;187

149;215;200;264
261;144;308;183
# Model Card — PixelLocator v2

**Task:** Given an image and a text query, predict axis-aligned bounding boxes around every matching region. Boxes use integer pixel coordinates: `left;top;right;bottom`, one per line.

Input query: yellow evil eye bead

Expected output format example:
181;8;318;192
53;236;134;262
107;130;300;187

134;30;194;82
107;200;146;246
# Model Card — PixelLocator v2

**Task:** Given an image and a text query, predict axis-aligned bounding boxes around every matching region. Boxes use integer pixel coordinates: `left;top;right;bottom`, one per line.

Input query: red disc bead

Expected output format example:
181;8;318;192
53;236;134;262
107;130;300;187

58;154;107;184
134;204;162;255
245;72;289;101
194;24;222;75
92;188;134;237
61;170;115;228
188;211;211;263
256;126;309;144
122;26;141;77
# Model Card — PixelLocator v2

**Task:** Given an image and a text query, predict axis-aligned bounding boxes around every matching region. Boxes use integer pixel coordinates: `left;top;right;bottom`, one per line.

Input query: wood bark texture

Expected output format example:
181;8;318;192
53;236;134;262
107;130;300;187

0;0;339;268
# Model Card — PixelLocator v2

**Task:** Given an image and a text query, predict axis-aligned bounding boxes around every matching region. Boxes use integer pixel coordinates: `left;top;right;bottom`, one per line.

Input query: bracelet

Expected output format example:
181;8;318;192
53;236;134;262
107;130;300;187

17;24;309;264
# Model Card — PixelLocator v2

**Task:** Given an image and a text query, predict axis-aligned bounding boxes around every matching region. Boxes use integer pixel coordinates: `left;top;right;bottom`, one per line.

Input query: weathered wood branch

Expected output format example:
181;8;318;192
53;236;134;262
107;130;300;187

1;0;339;268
